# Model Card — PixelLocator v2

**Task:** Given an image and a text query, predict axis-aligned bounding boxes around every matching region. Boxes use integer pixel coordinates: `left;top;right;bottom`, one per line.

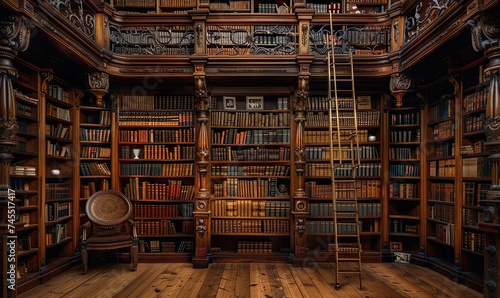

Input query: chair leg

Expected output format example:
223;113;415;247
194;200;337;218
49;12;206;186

81;242;88;274
131;244;138;271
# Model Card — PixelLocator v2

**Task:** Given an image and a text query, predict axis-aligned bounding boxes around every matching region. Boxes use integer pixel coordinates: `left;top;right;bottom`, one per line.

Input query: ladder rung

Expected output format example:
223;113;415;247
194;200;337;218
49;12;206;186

337;259;362;262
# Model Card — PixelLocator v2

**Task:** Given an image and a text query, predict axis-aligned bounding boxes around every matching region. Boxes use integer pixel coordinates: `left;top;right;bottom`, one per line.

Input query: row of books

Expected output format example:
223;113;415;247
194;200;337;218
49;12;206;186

463;208;479;227
463;182;490;206
304;129;370;143
389;182;418;199
136;219;194;235
16;102;34;117
139;145;195;160
10;165;36;176
114;0;155;7
463;230;485;253
434;142;455;158
306;162;381;177
118;111;194;126
237;241;272;254
80;179;110;198
121;163;193;176
123;178;195;201
435;222;455;245
80;128;111;142
133;202;193;218
80;162;111;176
209;0;250;11
211;111;291;127
47;85;70;103
305;145;379;159
46;141;71;157
45;223;68;245
388;219;418;234
211;128;291;144
389;129;420;143
389;111;420;125
463;157;491;178
305;110;381;126
460;140;485;155
211;147;290;161
47;123;71;139
429;159;456;177
306;97;359;110
305;180;382;199
82;110;111;126
306;221;358;235
428;183;455;202
119;128;195;143
211;219;290;234
210;200;290;217
138;240;193;254
45;202;72;222
46;183;71;200
118;94;196;110
388;147;420;159
431;120;454;140
81;146;111;158
211;165;290;176
210;96;289;111
308;202;381;217
463;113;485;133
429;204;455;224
46;103;71;122
389;164;420;177
463;89;488;113
212;178;285;198
429;96;454;121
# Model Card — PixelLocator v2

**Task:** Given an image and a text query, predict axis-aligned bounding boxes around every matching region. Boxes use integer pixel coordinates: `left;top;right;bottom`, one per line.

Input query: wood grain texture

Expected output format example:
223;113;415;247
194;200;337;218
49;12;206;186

19;262;482;298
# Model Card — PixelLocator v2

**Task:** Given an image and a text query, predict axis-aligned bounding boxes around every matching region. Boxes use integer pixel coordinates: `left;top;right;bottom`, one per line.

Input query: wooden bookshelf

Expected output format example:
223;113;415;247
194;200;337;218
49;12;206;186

40;73;78;275
11;60;42;292
304;95;382;260
459;62;491;291
208;95;292;260
118;94;196;261
423;77;458;272
387;93;422;254
77;92;113;227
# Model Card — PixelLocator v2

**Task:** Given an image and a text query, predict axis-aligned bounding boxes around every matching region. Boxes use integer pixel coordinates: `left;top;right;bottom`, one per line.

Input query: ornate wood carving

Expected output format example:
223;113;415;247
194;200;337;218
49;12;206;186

193;75;210;267
87;72;109;107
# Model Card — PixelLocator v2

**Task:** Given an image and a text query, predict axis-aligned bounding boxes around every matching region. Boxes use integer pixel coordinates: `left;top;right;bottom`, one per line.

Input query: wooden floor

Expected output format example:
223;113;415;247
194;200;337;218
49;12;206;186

19;262;482;298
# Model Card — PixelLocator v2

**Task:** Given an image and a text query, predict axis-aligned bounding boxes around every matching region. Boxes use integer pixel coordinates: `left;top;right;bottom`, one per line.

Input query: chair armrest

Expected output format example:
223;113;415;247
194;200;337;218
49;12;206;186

81;221;91;241
127;219;137;238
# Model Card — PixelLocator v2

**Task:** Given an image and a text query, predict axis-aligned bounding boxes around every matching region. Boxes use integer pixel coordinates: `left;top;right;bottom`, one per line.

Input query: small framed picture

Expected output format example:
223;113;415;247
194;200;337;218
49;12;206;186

246;96;263;110
223;96;236;110
389;241;403;252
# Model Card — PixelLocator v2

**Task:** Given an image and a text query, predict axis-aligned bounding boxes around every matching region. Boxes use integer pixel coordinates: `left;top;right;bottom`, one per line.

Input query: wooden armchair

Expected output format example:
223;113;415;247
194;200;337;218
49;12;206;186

80;190;138;274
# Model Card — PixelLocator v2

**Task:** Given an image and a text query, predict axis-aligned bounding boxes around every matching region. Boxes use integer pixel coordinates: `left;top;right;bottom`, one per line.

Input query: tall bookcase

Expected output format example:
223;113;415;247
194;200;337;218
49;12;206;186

118;94;196;261
304;95;382;260
41;75;77;270
387;93;422;253
11;60;41;290
77;92;112;226
424;81;457;268
459;62;490;289
208;95;292;260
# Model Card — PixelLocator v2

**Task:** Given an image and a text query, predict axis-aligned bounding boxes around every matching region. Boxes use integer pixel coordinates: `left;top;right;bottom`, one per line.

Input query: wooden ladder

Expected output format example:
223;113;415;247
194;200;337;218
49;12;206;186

326;6;363;290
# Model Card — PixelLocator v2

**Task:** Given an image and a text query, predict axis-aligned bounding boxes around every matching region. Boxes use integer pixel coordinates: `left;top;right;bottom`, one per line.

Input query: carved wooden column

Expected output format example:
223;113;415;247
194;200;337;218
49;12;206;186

291;75;308;266
193;74;210;268
467;6;500;298
0;12;32;298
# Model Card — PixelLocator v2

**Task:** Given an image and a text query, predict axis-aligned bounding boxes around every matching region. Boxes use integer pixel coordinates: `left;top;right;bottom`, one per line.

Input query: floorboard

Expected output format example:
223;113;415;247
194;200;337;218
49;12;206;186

18;262;483;298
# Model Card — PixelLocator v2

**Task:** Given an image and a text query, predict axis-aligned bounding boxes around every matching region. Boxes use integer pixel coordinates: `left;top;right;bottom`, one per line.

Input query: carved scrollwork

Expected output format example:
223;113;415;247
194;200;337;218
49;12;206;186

196;218;208;237
48;0;95;39
390;72;412;93
88;72;109;90
466;6;500;52
0;116;19;142
0;14;33;54
295;218;306;237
